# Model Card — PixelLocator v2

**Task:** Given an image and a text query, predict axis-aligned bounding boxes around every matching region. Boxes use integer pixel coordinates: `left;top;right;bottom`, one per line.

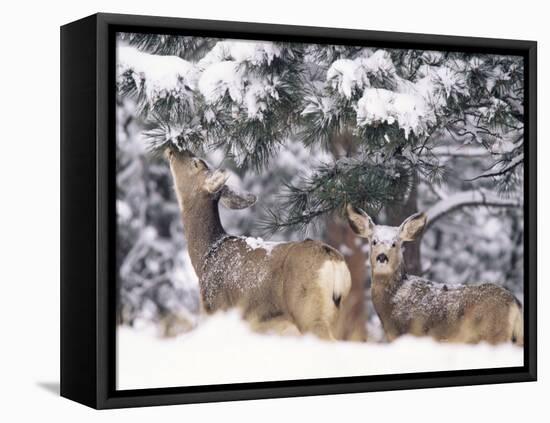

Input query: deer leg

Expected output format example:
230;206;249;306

250;316;302;337
309;320;336;341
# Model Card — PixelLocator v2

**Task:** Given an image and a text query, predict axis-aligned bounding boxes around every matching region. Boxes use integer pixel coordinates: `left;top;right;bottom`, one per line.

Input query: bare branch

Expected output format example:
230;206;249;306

425;145;490;158
468;153;524;181
425;189;522;229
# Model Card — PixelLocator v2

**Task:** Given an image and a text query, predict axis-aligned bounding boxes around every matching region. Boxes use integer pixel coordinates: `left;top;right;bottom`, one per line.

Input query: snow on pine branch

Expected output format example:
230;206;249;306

320;49;471;140
356;88;432;139
425;145;490;158
197;60;281;120
116;36;525;201
196;41;296;122
195;40;286;120
326;50;396;98
198;40;283;67
117;45;198;112
117;41;295;159
118;40;286;119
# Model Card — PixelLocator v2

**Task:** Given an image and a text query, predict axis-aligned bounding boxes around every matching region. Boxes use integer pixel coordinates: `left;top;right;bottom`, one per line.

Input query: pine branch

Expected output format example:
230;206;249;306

118;33;217;61
115;38;526;227
425;189;522;229
260;154;413;234
468;153;524;181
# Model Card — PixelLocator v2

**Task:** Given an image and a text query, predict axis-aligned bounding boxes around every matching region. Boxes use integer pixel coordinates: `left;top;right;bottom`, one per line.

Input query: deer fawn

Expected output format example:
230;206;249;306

165;148;351;340
346;205;523;345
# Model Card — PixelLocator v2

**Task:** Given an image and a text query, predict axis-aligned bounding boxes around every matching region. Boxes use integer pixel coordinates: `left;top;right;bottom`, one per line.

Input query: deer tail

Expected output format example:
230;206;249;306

509;300;524;346
330;259;352;308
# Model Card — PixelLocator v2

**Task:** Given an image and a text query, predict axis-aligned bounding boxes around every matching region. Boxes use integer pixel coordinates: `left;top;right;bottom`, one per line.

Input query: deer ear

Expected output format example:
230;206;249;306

204;169;229;194
399;212;427;242
346;204;374;238
220;186;257;209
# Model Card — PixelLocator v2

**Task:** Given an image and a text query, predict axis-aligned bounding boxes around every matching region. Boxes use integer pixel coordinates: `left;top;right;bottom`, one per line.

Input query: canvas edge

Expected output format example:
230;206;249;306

60;14;99;409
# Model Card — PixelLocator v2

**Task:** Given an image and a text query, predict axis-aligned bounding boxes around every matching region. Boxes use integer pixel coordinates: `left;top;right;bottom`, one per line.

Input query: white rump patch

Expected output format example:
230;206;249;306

317;260;352;303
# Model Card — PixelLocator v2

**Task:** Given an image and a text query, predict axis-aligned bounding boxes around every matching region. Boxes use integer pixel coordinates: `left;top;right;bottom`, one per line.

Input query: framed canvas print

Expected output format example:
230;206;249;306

60;13;537;409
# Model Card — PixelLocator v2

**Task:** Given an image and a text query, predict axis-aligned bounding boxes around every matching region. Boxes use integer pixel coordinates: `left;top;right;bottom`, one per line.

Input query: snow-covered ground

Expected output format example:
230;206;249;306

116;312;523;390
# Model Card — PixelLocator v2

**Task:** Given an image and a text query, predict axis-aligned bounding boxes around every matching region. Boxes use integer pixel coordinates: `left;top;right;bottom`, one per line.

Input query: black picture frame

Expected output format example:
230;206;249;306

60;12;537;409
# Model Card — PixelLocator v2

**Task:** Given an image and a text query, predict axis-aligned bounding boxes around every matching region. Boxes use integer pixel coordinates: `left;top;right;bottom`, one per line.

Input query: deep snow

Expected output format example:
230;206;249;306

116;311;523;390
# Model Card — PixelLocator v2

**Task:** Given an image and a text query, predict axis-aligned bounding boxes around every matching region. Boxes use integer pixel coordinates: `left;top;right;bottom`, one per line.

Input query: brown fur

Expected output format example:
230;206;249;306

347;205;523;345
167;149;351;340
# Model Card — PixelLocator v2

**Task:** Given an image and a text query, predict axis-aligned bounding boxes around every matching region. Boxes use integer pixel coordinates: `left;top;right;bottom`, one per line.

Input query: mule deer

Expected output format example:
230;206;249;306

165;148;351;340
346;205;523;345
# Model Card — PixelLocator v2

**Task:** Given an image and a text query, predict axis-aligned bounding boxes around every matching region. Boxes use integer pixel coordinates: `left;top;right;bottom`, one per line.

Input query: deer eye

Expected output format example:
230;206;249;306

391;241;396;248
372;239;377;246
192;158;205;170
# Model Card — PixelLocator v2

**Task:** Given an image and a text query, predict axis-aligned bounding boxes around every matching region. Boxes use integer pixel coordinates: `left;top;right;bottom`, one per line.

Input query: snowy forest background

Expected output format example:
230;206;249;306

115;32;524;343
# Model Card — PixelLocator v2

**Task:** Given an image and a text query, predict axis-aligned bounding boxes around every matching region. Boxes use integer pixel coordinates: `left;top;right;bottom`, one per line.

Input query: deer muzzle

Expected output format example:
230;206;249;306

376;253;389;264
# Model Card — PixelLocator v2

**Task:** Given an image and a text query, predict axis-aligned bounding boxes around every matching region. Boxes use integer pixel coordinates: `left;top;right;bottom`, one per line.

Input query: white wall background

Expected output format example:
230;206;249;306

0;0;545;420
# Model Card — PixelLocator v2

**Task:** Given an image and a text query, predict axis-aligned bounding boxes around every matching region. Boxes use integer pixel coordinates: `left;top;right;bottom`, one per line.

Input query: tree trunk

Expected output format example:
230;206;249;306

327;219;368;341
325;130;367;341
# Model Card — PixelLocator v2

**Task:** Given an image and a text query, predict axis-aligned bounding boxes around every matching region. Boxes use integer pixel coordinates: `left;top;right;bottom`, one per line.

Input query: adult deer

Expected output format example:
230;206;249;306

165;148;351;340
346;205;523;345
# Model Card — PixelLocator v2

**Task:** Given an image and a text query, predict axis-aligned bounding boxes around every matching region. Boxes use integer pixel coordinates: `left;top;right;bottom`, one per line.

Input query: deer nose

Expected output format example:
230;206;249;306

376;253;389;263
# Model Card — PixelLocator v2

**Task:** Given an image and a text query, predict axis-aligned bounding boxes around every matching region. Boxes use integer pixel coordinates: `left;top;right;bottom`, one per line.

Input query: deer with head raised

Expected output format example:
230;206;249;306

346;205;523;345
165;148;351;340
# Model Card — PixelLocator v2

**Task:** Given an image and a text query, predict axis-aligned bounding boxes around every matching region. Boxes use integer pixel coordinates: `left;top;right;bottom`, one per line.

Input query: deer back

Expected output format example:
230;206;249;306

199;236;351;336
380;275;520;343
